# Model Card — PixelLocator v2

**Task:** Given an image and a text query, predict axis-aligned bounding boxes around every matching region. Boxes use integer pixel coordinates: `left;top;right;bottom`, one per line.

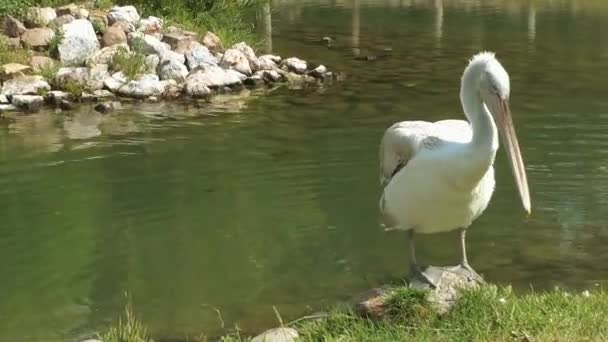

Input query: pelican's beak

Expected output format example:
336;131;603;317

492;97;531;214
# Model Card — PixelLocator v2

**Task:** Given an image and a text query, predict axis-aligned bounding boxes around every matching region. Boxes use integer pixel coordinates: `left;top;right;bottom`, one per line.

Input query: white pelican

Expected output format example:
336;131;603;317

379;51;530;286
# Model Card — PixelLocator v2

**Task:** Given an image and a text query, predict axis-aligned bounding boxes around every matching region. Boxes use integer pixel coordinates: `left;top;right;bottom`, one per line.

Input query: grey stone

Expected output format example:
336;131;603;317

56;67;89;85
0;104;18;112
94;102;120;113
244;75;264;87
232;41;259;71
56;4;78;17
260;54;281;64
12;94;45;111
117;74;166;98
49;14;75;30
145;54;160;73
138;16;163;36
59;19;99;66
1;75;50;96
21;28;54;49
87;44;130;65
128;32;170;55
257;55;279;71
102;25;128;47
88;64;109;91
251;328;299;342
186;44;218;70
30;56;55;72
281;57;307;74
186;65;245;89
255;69;283;83
0;95;8;104
45;90;70;105
162;33;196;54
24;7;56;28
220;48;251;75
107;6;140;29
59;99;74;110
202;31;223;51
158;59;188;83
2;16;26;38
103;72;126;92
76;8;89;20
310;64;328;78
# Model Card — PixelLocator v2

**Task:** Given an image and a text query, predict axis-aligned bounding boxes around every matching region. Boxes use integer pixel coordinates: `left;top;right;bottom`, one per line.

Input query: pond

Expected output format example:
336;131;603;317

2;0;608;340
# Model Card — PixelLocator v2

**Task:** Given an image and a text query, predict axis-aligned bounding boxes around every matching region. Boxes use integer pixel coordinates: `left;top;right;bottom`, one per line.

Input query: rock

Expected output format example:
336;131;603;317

59;99;74;110
186;44;218;70
257;55;278;71
59;19;99;66
88;64;109;91
202;31;223;52
56;4;78;17
145;54;160;73
255;69;283;83
117;74;166;98
30;56;55;71
0;95;8;104
45;90;70;105
162;81;182;99
355;286;395;319
158;49;185;65
0;104;18;112
87;44;129;65
281;57;307;74
12;94;44;111
1;63;31;80
232;41;259;71
92;89;115;99
94;101;121;113
220;49;251;75
162;32;196;54
187;65;245;89
24;7;57;28
2;16;26;38
260;54;281;64
89;10;108;32
244;75;264;87
21;28;55;49
102;25;128;47
76;8;89;20
103;72;126;92
251;328;299;342
310;64;328;78
158;59;188;82
56;67;89;86
49;14;75;30
128;32;170;55
5;36;21;49
286;72;316;88
138;16;162;36
107;6;140;29
147;96;159;102
1;75;50;96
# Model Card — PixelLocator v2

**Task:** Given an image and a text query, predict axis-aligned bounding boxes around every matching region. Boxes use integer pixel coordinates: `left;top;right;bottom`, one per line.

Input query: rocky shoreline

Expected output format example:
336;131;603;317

0;4;337;114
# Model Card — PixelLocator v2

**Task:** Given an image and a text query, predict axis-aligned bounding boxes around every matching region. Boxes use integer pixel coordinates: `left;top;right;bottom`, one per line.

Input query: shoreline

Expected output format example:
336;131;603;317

1;3;338;115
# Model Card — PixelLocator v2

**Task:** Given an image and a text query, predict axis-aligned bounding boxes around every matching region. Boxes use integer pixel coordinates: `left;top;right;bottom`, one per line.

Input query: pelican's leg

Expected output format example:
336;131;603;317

449;228;483;282
408;230;438;288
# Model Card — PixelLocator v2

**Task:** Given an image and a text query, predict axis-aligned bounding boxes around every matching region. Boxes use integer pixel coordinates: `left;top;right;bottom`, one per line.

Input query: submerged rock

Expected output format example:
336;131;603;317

310;64;328;78
59;19;99;66
251;327;299;342
45;90;70;105
94;101;121;113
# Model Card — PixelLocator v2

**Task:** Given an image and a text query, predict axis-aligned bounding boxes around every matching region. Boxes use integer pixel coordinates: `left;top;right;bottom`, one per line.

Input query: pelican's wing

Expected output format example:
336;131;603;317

378;119;471;229
380;119;472;187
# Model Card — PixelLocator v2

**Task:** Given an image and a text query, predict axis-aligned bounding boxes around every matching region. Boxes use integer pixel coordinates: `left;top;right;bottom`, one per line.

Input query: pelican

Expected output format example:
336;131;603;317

379;51;530;286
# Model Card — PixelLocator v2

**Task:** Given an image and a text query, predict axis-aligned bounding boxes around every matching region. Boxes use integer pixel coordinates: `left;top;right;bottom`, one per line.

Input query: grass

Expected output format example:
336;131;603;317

100;302;151;342
47;29;64;59
33;59;60;86
0;36;31;65
109;46;149;81
293;285;608;341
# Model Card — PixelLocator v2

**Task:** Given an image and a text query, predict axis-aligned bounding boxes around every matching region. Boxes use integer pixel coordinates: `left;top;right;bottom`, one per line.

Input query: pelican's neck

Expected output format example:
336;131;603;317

460;61;498;152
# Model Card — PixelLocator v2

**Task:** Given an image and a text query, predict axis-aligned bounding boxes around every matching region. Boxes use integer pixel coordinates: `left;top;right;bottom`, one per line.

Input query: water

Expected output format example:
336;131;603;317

2;0;608;340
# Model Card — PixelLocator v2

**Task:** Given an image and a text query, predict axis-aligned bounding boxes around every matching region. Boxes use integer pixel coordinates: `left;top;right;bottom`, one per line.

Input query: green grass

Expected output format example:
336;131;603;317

0;36;31;65
293;285;608;341
109;46;149;81
34;59;60;86
100;302;151;342
47;29;64;59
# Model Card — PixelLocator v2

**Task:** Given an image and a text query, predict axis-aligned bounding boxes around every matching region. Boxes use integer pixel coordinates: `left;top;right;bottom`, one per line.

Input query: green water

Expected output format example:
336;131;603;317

2;0;608;340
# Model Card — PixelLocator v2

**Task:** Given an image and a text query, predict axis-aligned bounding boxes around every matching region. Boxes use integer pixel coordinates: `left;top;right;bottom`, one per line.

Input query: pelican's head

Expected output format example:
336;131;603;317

471;51;531;214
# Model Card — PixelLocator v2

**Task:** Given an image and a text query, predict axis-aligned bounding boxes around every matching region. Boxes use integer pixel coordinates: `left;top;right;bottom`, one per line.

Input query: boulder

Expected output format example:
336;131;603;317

56;4;79;17
2;16;26;38
254;69;283;83
220;48;251;75
107;6;140;30
184;80;210;98
158;59;188;83
202;31;223;52
138;16;162;36
0;94;8;104
145;54;160;73
232;42;259;71
281;57;307;74
30;56;55;72
1;75;50;96
260;54;281;64
11;94;45;111
162;81;182;99
24;7;56;28
0;104;18;112
102;25;128;47
59;19;99;66
1;63;31;80
88;64;109;91
103;72;127;92
186;44;218;70
117;74;166;98
244;75;264;87
162;32;197;54
21;28;54;49
45;90;70;105
94;101;121;113
257;55;278;71
128;32;169;55
49;14;75;30
310;64;328;78
251;328;299;342
159;49;185;65
87;44;129;65
186;65;245;90
76;8;89;20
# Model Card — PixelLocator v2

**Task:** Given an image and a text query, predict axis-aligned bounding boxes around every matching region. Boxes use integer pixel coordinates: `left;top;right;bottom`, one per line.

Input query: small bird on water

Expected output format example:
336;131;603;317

378;51;531;287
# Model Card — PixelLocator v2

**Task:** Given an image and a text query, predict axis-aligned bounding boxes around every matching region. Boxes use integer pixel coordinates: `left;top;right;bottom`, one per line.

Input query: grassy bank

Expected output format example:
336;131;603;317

0;0;266;47
102;285;608;341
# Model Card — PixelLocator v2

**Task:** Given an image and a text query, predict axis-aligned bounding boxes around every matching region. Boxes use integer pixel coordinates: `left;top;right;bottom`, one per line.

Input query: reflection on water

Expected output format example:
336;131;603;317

1;0;608;341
